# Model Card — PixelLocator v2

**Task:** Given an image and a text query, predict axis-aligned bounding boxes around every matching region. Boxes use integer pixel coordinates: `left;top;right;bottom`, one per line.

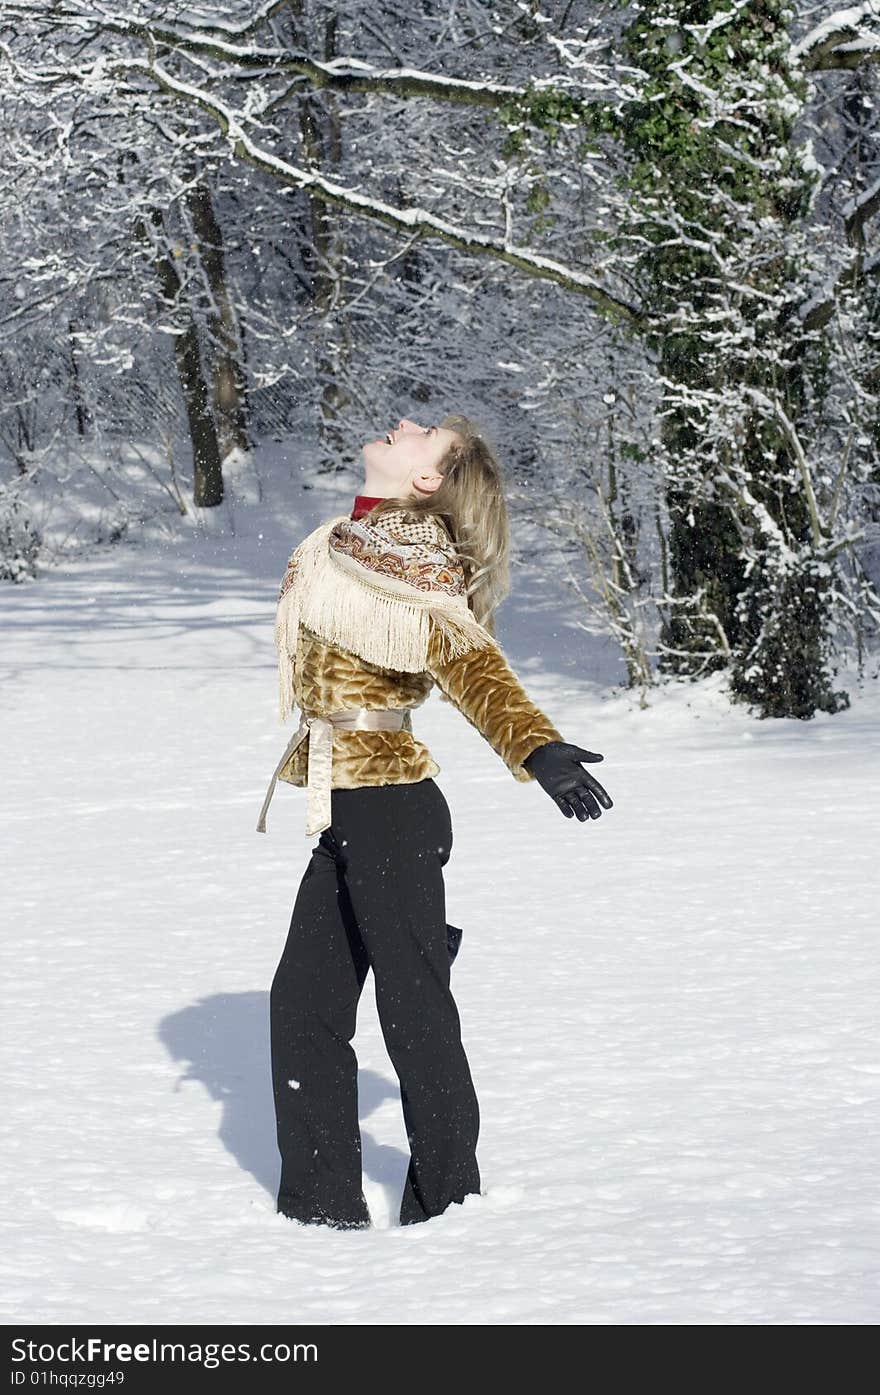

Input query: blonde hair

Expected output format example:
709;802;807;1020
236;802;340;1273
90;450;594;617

364;414;511;634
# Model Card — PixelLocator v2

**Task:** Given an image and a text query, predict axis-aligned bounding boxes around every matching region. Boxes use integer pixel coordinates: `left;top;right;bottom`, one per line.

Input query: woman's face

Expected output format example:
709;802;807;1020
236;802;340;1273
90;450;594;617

361;417;462;497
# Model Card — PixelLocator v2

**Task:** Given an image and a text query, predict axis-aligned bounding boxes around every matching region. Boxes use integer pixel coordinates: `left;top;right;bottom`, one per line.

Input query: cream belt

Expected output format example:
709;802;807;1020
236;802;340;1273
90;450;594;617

256;706;414;837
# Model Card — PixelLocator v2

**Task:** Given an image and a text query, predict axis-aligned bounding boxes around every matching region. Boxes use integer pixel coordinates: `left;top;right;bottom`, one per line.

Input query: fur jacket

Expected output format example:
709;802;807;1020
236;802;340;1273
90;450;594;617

258;502;565;835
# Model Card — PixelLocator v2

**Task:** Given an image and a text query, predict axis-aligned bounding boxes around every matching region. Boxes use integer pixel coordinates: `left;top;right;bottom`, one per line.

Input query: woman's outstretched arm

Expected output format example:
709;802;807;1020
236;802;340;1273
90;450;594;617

424;619;565;782
426;621;613;820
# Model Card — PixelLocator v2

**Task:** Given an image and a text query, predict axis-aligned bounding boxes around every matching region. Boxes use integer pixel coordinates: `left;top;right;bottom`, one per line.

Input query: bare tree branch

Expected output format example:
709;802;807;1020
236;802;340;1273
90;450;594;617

91;54;642;325
1;2;534;108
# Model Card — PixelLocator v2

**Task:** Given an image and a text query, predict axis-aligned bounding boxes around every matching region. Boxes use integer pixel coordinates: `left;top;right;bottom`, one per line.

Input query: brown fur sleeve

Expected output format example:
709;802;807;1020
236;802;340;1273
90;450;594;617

425;620;565;781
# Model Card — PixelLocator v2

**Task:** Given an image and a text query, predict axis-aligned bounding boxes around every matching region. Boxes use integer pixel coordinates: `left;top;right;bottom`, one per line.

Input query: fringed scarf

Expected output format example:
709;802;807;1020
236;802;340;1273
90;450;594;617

273;509;496;725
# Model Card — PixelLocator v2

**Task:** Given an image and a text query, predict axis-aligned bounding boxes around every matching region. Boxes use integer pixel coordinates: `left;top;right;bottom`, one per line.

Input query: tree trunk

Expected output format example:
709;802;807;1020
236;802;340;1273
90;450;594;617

184;170;250;459
656;330;847;717
299;12;350;468
68;319;91;436
657;339;747;675
142;208;224;508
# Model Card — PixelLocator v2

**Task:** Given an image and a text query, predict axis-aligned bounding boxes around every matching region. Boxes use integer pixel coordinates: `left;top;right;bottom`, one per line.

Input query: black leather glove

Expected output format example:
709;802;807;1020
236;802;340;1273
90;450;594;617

523;741;613;821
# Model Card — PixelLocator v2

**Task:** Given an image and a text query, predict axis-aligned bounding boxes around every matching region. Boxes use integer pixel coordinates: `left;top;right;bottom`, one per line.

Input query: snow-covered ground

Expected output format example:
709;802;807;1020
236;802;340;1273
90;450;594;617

2;446;879;1325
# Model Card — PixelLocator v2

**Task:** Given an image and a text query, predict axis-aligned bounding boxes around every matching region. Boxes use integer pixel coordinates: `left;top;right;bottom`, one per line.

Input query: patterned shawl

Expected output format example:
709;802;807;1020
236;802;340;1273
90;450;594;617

273;508;495;724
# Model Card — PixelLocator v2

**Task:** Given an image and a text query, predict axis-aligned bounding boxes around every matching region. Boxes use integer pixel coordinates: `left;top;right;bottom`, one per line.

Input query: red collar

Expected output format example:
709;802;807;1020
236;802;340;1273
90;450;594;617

351;494;385;521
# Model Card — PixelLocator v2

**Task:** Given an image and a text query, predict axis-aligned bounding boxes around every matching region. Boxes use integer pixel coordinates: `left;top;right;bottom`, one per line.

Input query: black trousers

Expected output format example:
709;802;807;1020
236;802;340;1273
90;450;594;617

269;777;481;1228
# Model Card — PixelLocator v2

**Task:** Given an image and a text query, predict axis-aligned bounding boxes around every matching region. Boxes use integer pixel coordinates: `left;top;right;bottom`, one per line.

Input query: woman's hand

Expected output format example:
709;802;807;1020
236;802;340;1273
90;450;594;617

522;741;614;821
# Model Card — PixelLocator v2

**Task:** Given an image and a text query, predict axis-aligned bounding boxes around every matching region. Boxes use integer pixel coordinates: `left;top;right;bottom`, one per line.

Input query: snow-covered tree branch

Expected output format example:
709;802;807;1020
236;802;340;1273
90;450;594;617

792;2;880;71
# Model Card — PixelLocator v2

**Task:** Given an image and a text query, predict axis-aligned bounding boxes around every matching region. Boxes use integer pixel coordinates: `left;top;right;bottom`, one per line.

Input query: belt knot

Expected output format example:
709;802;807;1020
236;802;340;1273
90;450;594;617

257;706;413;837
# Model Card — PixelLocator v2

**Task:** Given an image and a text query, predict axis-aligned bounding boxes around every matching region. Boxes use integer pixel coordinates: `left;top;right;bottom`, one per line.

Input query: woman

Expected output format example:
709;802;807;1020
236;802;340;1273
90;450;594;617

258;414;613;1230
